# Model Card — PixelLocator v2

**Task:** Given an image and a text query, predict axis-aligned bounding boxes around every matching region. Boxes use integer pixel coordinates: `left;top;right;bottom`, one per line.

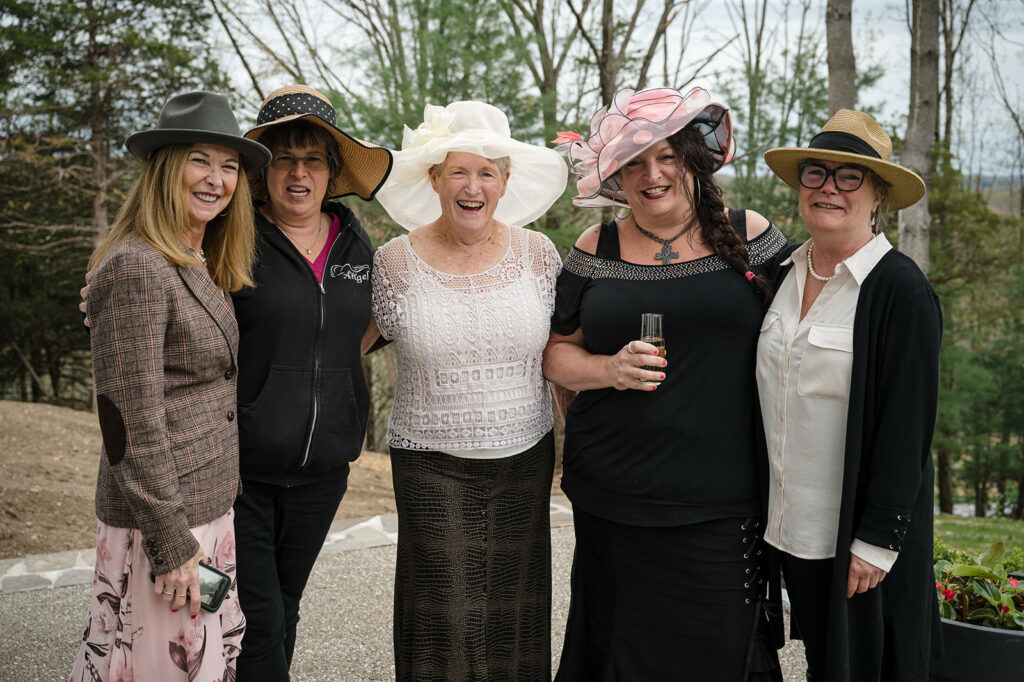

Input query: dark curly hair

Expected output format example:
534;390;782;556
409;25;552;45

663;126;774;305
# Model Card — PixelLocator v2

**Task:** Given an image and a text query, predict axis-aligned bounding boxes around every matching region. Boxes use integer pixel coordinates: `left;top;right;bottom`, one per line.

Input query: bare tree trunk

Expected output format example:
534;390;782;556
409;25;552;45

826;0;856;113
900;0;939;273
938;0;977;148
937;445;953;513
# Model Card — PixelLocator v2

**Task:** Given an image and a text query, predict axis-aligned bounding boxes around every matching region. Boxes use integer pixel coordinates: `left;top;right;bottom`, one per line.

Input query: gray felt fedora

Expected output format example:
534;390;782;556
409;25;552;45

126;91;271;170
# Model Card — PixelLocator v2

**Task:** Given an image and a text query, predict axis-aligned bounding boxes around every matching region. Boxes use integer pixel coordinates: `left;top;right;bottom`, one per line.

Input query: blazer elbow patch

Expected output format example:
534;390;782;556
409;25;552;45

97;394;127;465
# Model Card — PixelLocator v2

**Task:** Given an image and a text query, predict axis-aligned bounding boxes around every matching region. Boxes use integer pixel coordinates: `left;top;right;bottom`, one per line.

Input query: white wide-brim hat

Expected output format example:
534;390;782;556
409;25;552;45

376;101;568;230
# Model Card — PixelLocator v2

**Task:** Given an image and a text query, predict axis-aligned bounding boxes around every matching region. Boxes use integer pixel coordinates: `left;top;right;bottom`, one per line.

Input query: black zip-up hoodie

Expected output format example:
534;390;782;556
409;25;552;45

232;202;373;486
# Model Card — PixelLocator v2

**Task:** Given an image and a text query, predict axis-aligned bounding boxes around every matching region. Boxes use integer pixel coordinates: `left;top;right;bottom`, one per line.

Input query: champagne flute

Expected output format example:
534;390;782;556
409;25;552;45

640;313;665;386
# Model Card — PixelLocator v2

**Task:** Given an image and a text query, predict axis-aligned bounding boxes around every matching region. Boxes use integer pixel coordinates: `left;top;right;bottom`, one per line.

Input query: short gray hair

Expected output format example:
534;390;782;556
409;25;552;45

431;154;511;178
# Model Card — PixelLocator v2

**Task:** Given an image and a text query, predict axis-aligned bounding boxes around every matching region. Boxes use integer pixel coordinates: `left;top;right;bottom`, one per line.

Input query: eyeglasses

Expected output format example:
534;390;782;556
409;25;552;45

798;163;867;191
270;153;329;172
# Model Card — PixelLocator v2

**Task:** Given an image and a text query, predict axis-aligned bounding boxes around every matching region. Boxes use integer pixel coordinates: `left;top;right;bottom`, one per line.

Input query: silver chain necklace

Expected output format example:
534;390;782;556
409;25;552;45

280;219;324;255
806;241;835;282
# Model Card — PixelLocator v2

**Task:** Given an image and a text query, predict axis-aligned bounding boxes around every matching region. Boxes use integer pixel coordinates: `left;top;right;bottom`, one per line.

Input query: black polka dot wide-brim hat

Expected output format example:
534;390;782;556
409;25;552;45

244;85;393;201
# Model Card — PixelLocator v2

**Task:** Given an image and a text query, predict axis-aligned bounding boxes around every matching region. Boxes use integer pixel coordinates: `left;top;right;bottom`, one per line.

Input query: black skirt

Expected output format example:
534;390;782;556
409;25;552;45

555;507;781;682
391;432;555;681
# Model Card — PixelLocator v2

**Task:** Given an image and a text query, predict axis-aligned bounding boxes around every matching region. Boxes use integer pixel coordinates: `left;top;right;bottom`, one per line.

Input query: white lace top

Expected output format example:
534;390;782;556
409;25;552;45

372;226;561;454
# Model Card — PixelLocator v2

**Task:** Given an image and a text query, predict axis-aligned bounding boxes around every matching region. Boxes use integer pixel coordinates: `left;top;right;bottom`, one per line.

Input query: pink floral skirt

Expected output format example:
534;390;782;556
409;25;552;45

68;509;245;682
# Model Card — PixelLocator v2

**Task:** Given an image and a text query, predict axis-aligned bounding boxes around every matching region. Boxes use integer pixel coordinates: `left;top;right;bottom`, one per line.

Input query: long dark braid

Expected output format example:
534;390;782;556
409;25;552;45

666;127;774;306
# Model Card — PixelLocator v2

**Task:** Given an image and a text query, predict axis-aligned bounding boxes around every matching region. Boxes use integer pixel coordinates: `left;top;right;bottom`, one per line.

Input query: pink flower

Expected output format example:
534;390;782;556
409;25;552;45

552;131;582;144
1009;577;1020;588
936;581;943;590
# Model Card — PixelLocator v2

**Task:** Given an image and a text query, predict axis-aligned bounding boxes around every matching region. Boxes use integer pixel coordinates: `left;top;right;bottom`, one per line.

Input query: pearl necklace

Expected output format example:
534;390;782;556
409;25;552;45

179;240;207;265
806;241;835;282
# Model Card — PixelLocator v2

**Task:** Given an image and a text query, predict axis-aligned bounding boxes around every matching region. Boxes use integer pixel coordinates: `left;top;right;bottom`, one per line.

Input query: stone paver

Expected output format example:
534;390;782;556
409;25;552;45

0;495;575;594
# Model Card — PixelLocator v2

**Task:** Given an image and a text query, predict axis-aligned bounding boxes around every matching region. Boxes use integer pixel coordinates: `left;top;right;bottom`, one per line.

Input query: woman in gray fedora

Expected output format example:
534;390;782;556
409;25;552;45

69;91;270;681
78;85;394;680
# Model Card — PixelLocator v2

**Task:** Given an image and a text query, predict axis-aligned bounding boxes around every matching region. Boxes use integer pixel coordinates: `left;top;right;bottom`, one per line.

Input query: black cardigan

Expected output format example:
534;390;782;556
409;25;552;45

787;249;944;681
232;202;375;486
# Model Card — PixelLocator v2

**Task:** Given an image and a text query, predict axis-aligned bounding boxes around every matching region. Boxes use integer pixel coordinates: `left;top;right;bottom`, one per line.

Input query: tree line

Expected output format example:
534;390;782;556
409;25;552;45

1;0;1022;518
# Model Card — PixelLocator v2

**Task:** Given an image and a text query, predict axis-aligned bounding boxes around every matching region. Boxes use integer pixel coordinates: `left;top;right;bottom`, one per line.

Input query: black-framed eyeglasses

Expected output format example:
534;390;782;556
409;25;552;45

270;153;329;172
797;163;867;192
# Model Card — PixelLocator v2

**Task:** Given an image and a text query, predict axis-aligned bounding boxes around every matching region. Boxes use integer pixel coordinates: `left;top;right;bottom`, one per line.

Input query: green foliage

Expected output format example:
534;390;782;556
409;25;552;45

929;151;1024;517
330;0;537;149
934;541;1024;629
0;0;233;406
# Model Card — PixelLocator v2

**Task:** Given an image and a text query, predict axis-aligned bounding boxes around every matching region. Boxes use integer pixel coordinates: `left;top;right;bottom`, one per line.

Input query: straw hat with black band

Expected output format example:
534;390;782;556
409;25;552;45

126;91;271;170
764;109;925;210
245;85;393;201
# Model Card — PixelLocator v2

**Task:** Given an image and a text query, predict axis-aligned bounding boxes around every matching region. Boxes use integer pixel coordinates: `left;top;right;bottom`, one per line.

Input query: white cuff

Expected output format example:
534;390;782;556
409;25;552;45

850;539;898;573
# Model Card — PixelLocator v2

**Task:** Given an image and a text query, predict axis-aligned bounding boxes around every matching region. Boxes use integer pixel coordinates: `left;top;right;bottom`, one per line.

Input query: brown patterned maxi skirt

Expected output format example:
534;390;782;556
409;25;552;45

390;431;555;682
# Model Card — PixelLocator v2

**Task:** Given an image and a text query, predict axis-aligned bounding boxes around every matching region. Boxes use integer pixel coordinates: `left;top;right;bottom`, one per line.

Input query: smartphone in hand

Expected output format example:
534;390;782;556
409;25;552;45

150;562;231;613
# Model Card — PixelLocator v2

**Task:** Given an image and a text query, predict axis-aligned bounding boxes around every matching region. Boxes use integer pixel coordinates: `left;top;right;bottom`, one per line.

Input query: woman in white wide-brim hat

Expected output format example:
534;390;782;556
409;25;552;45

757;109;943;681
372;100;566;680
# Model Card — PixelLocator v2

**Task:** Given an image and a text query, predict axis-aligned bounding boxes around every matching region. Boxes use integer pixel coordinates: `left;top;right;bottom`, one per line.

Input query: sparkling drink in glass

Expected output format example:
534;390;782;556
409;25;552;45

640;313;665;386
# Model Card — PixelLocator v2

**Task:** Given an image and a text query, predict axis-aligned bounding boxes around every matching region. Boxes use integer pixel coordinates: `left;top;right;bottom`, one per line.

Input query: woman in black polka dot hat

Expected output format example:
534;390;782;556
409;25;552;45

231;84;393;680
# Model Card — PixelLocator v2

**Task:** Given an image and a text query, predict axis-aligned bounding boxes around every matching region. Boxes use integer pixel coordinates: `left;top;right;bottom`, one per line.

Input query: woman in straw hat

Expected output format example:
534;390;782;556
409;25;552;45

69;91;270;681
543;86;789;680
229;84;392;680
757;109;943;681
371;100;567;680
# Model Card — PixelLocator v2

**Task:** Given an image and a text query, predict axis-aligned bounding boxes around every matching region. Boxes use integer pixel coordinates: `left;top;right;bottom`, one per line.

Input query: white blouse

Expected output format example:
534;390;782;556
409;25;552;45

755;234;897;571
371;225;561;458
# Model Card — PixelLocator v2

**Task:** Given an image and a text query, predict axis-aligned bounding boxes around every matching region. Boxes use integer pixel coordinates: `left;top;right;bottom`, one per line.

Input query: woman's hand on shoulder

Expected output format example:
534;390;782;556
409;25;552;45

153;547;204;618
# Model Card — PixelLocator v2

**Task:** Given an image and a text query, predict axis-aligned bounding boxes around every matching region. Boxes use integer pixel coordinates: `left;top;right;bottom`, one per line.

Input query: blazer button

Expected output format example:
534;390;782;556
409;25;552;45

227;411;235;421
224;368;235;380
153;556;165;566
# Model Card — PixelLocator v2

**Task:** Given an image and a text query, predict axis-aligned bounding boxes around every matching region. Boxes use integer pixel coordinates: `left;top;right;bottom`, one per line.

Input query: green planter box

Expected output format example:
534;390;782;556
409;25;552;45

930;618;1024;682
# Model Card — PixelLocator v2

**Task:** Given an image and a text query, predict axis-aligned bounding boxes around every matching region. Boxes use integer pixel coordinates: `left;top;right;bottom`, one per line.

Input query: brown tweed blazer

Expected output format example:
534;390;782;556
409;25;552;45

88;237;240;575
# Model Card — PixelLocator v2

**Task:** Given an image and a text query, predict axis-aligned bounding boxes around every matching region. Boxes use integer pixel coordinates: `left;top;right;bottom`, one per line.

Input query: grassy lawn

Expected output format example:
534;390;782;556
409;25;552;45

934;514;1024;555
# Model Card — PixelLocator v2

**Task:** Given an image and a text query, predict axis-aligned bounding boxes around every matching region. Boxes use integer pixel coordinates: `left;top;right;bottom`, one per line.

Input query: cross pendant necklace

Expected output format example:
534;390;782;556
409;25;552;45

634;219;692;265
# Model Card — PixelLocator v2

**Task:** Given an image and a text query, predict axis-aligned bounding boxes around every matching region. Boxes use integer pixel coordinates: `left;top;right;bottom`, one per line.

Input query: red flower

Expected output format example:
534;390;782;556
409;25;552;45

941;588;957;601
1002;605;1010;614
1009;577;1020;588
936;581;943;590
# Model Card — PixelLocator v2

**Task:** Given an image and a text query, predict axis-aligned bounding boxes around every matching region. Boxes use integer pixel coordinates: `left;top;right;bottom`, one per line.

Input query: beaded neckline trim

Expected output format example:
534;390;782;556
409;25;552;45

563;225;788;281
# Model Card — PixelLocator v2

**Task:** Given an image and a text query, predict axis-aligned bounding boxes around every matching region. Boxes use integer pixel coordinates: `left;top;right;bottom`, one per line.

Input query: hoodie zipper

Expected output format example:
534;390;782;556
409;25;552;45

275;214;351;470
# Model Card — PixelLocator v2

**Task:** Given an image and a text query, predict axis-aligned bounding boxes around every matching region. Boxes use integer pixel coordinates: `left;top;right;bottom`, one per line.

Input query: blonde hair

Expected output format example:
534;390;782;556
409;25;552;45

90;144;256;291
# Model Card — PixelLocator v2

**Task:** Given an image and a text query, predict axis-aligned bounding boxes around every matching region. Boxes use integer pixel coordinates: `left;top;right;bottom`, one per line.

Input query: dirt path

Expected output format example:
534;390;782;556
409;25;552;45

0;400;397;559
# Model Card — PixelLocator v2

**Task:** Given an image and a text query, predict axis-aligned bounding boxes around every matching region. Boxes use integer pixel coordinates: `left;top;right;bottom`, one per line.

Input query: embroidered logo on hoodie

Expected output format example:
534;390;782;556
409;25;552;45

330;263;370;283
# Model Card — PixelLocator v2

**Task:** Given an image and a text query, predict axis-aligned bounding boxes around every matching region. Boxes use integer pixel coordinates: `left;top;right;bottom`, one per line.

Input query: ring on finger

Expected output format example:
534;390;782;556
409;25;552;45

627;341;636;354
162;588;173;596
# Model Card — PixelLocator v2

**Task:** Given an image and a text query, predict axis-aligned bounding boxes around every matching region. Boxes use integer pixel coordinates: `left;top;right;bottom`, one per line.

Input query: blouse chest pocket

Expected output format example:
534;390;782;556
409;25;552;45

755;310;782;386
797;323;854;401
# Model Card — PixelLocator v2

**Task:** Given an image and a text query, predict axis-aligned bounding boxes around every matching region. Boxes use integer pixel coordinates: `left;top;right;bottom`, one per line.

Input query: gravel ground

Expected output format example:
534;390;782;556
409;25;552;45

1;526;807;681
